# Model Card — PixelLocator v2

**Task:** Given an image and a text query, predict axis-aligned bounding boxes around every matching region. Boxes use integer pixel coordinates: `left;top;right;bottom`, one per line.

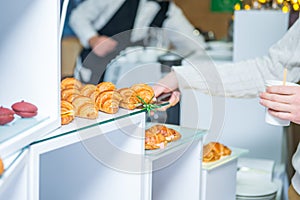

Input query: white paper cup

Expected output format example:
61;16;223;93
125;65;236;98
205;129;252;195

265;80;299;126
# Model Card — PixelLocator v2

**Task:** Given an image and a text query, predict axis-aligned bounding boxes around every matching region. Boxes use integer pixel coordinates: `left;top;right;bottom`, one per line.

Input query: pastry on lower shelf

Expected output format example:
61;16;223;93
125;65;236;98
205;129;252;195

72;95;98;119
117;88;140;110
146;124;181;142
61;77;83;90
202;142;232;163
60;100;75;125
96;82;116;93
145;124;182;150
131;83;154;104
95;90;122;114
145;129;167;150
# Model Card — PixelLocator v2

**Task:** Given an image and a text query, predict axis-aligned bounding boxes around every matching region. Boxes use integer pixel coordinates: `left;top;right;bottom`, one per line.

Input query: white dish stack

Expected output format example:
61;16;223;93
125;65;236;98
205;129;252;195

236;158;279;200
236;180;278;200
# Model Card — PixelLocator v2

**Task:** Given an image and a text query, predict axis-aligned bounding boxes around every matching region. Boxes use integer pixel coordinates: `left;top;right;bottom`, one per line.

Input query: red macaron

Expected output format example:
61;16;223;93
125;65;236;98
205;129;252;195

0;106;15;125
11;100;38;118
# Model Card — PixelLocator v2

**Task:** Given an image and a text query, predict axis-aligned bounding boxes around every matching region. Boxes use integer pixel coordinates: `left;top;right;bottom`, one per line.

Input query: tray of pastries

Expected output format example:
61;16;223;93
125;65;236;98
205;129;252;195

60;77;158;125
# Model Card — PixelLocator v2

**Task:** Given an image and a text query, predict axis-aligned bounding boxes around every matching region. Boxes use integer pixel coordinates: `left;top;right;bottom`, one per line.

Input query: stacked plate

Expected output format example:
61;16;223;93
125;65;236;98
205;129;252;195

236;180;278;200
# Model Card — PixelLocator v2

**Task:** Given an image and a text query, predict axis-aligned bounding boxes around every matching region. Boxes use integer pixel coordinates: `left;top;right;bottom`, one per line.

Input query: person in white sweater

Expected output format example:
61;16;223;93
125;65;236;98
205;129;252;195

153;18;300;199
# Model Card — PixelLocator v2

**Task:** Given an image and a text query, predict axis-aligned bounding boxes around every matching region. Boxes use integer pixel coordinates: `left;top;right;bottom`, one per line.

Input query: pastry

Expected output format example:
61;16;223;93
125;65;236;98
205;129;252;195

72;95;98;119
95;91;122;114
117;88;140;110
61;88;81;101
146;124;181;142
0;106;15;125
11;100;38;118
96;82;116;93
131;83;154;104
0;158;4;175
80;84;100;104
166;128;181;142
202;142;231;163
145;129;167;150
60;100;75;125
61;77;83;90
145;124;182;150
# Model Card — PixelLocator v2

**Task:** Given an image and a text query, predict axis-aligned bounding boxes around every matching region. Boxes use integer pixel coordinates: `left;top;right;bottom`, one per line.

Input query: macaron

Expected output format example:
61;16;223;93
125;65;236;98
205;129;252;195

11;100;38;118
0;106;15;125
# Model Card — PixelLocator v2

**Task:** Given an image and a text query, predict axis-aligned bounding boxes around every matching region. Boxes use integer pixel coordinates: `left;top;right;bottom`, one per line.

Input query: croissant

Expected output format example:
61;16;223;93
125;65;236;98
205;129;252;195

61;77;83;90
72;95;98;119
60;100;75;125
61;88;81;101
80;84;100;102
117;88;140;110
202;142;231;163
131;83;154;104
96;82;116;93
95;91;122;114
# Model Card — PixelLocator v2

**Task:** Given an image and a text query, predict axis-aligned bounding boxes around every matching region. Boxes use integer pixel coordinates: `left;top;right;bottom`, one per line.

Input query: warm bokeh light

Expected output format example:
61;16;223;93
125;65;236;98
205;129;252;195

293;3;300;10
258;0;267;3
244;4;251;10
282;5;290;12
235;0;300;11
234;3;241;10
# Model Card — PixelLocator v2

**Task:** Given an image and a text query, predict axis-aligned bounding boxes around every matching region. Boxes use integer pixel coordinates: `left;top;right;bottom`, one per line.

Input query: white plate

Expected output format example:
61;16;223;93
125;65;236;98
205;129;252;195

207;41;233;50
236;180;278;197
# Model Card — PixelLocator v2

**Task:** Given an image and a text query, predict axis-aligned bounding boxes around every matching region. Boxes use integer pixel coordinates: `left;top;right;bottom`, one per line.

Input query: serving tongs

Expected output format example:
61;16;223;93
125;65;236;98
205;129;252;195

135;92;172;112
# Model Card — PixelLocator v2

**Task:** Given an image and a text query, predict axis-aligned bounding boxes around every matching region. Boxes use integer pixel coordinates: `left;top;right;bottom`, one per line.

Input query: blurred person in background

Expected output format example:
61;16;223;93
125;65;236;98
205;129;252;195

69;0;207;84
153;18;300;199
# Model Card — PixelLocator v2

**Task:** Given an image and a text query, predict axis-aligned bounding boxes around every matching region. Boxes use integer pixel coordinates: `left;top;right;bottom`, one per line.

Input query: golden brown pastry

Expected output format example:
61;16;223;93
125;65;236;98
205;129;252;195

145;124;182;150
61;77;83;90
96;82;116;93
145;129;167;150
117;88;140;110
202;142;231;163
166;128;182;142
0;158;4;176
146;124;181;143
80;84;100;102
60;100;75;125
131;83;154;104
61;88;81;101
95;91;122;114
72;95;98;119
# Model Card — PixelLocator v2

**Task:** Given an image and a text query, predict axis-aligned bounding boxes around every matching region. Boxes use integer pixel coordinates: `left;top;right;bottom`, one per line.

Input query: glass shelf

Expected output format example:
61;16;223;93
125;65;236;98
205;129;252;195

145;124;207;160
31;108;147;145
32;102;169;145
0;115;49;144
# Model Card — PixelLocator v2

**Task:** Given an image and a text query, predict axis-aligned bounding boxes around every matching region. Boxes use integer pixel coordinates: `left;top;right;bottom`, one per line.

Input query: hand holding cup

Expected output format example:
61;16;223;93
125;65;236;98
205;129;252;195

260;80;300;126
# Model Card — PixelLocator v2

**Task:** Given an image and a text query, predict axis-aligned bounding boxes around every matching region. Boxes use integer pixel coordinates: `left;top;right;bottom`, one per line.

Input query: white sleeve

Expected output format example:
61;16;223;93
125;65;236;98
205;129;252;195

163;2;207;52
173;19;300;98
69;0;109;48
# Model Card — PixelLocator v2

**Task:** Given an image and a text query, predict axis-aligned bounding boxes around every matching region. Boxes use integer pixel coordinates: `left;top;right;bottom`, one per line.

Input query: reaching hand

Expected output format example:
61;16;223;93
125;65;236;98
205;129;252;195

89;35;118;57
152;71;180;110
259;85;300;125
